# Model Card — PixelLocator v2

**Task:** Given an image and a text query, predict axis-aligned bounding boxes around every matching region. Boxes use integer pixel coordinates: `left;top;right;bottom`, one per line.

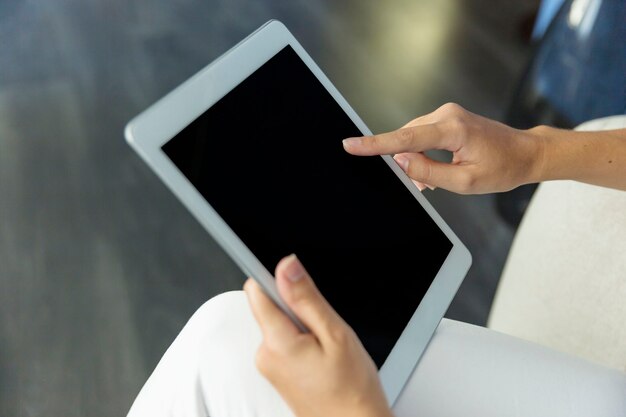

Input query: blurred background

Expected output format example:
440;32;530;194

1;0;623;415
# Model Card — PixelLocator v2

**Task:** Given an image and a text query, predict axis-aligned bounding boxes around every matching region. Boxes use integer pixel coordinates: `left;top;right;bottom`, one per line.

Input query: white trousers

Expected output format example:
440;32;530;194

127;290;626;417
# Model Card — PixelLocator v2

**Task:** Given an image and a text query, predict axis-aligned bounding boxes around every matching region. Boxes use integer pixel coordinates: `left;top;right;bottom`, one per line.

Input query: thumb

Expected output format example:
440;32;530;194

275;254;344;342
394;152;468;193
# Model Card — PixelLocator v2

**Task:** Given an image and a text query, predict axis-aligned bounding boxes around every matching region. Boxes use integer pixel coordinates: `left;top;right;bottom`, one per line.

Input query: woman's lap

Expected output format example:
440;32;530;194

128;291;626;417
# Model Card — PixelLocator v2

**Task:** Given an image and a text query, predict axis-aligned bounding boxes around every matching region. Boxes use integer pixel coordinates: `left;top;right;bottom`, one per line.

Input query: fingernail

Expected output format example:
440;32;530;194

342;137;361;148
284;254;306;282
413;180;426;191
394;155;409;172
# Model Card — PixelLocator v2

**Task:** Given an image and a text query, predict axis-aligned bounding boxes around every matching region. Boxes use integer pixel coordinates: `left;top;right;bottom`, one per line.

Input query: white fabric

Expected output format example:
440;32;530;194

488;115;626;371
127;291;626;417
127;291;292;417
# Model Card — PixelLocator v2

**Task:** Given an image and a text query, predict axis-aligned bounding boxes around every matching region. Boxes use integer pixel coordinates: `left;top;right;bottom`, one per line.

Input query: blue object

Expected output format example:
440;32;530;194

532;0;567;40
508;0;626;129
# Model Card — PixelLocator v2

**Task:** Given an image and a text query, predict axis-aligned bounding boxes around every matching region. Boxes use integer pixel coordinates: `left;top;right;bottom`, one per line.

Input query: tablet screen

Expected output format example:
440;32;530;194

162;46;452;367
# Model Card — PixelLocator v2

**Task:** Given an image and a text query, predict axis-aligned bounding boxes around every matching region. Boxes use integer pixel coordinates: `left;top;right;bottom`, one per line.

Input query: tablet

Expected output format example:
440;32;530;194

125;20;471;405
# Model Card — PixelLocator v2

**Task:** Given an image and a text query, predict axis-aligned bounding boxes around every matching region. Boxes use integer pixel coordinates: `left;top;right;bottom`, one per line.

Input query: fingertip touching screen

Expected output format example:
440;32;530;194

162;46;452;367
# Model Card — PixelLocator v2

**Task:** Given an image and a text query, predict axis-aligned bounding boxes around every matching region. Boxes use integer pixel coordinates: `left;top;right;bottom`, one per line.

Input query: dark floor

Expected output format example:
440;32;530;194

0;1;536;415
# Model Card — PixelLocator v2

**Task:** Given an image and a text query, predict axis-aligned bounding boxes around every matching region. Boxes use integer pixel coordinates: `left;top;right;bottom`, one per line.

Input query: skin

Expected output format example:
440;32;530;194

245;103;626;417
343;103;626;193
244;255;393;417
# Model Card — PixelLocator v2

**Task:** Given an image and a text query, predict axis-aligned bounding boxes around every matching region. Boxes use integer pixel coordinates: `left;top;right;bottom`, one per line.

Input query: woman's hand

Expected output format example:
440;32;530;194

342;103;544;194
244;255;393;417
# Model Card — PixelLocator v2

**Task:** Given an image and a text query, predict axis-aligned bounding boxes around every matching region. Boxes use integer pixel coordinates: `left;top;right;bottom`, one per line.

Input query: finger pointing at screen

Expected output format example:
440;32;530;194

342;103;542;195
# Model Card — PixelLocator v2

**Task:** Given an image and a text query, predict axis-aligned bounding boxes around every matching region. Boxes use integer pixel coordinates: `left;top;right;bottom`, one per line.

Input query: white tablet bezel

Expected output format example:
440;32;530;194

125;20;471;405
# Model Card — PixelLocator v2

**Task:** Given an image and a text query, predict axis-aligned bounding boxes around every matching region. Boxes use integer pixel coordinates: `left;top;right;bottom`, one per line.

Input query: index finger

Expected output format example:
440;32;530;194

244;278;300;343
343;123;455;156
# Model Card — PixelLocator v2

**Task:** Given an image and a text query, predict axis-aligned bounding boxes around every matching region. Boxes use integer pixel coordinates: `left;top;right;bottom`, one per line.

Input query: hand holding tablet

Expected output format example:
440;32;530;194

244;255;394;417
125;20;471;404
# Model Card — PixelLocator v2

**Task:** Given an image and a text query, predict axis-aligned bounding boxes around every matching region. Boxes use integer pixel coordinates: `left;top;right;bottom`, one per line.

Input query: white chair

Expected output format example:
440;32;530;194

488;115;626;372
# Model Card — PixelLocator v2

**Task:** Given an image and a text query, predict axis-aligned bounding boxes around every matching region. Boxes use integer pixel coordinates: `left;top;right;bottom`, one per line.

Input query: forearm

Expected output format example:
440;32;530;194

528;126;626;190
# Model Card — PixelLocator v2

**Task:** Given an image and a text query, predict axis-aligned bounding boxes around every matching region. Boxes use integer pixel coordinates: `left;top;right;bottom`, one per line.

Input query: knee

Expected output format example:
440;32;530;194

126;291;253;417
189;290;252;335
193;290;247;318
185;290;264;352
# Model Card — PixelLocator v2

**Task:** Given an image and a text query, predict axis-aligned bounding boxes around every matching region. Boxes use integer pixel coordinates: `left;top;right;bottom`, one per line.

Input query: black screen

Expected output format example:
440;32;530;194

162;46;452;367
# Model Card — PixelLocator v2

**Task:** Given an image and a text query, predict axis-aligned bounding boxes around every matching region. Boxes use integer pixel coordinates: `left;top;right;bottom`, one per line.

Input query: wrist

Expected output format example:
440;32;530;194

524;125;557;184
